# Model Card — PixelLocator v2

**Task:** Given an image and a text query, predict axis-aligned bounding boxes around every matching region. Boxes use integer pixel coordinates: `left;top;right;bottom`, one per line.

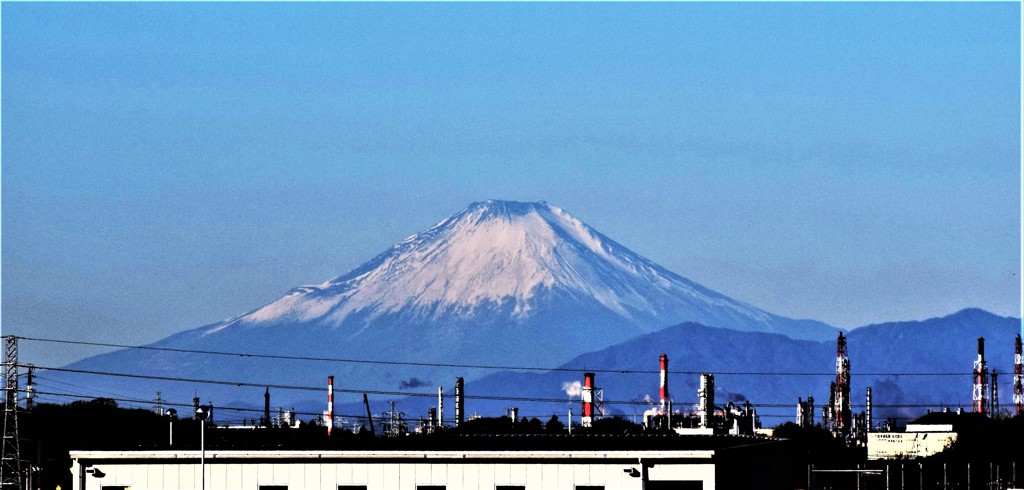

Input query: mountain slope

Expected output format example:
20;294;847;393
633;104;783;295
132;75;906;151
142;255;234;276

56;200;835;411
374;309;1019;427
205;200;835;344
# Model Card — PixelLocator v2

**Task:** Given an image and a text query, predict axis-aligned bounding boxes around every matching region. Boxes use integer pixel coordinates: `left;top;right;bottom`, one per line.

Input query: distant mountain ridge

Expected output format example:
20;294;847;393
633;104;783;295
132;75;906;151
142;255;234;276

58;199;843;412
366;308;1021;426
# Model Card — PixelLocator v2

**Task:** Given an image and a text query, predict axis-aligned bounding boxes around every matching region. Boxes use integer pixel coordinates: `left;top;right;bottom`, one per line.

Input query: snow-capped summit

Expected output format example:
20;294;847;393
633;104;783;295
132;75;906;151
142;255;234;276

245;199;679;326
209;200;835;344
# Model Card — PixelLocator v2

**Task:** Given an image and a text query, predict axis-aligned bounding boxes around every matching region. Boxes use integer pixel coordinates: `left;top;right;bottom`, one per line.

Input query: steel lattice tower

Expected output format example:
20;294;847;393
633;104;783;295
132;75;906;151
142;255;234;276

1013;334;1022;414
2;336;23;490
832;332;851;436
972;337;989;415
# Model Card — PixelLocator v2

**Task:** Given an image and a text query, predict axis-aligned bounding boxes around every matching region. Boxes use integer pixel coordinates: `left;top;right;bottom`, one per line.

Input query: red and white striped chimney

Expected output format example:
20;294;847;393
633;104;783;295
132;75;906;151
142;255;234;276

659;354;669;413
581;372;595;427
327;375;335;436
973;338;989;415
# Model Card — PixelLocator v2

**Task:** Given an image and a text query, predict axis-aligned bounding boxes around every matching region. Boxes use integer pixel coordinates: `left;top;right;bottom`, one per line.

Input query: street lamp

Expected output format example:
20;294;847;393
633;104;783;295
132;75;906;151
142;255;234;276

196;405;211;490
165;408;177;447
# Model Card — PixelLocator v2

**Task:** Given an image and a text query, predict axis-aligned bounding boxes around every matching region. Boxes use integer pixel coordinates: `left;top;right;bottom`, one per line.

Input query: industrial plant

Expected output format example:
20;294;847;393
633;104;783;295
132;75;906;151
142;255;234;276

2;331;1024;490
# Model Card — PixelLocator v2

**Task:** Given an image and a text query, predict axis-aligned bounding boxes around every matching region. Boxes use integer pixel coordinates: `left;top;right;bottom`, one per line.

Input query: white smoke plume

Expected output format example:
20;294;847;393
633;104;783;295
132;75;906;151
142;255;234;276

561;380;582;398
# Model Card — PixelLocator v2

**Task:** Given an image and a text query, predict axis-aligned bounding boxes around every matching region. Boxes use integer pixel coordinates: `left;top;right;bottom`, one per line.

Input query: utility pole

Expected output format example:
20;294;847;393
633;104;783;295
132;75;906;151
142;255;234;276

22;367;33;413
2;336;23;490
363;394;375;437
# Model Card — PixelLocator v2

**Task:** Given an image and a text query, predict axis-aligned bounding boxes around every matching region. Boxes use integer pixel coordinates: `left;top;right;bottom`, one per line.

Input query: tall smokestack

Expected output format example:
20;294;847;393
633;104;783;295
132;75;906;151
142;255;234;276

1014;334;1023;415
581;373;595;427
264;387;271;428
807;396;814;427
455;377;464;428
438;386;444;428
865;387;872;433
973;337;989;415
699;373;715;428
327;376;335;435
833;332;851;436
659;354;669;413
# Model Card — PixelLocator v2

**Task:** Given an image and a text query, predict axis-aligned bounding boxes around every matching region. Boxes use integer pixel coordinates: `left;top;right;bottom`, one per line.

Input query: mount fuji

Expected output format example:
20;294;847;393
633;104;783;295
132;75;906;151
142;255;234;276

59;200;837;413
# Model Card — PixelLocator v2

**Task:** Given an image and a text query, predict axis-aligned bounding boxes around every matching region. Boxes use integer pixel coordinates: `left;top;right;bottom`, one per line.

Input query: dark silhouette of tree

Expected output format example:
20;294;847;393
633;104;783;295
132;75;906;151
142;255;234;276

545;415;564;434
586;416;642;434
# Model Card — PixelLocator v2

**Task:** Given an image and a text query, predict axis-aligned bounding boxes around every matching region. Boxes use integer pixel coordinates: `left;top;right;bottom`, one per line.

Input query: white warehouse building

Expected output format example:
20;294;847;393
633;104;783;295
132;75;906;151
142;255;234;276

70;435;793;490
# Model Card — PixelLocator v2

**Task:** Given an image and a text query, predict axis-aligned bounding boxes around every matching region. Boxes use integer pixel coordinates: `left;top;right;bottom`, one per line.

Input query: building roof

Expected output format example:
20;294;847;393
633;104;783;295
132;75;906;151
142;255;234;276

905;411;994;432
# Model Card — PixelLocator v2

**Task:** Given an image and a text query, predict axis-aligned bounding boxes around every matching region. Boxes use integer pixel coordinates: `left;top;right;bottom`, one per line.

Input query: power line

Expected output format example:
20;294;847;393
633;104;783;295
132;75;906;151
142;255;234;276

24;369;978;415
23;389;359;420
19;389;943;425
32;374;154;402
27;365;645;405
11;335;984;377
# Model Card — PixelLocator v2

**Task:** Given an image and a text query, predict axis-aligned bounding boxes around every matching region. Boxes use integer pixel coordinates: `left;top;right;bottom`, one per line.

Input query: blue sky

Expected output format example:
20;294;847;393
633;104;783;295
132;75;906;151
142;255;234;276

2;2;1020;368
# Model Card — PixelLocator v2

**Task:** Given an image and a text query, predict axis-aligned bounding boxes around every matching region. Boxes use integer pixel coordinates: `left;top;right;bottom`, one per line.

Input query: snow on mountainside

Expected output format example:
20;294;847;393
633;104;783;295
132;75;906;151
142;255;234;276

206;200;834;342
61;200;836;410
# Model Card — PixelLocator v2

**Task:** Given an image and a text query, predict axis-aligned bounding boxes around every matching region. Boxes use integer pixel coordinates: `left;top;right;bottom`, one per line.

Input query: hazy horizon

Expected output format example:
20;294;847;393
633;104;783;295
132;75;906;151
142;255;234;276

2;3;1020;370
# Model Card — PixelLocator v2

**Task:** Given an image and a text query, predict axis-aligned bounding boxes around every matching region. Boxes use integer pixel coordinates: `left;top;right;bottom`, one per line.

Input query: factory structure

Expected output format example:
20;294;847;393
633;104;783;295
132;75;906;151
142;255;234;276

161;352;770;439
56;333;1024;490
793;332;872;443
621;355;764;436
69;434;795;490
55;351;798;490
56;354;797;490
4;330;1024;490
866;335;1024;461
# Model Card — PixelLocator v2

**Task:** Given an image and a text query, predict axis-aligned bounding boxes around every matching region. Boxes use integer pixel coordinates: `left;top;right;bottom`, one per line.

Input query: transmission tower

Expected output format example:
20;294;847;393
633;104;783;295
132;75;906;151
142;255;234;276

832;332;851;437
2;336;23;490
973;337;989;415
1014;334;1022;415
